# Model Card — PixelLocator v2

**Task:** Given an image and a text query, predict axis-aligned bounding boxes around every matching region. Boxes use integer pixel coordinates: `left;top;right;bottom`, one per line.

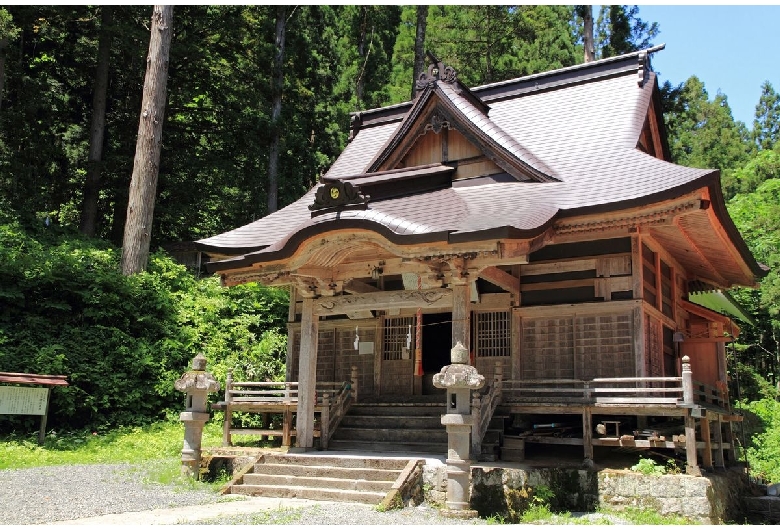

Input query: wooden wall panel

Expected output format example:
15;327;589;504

644;314;663;377
335;325;376;396
574;314;633;379
520;317;574;379
401;131;441;167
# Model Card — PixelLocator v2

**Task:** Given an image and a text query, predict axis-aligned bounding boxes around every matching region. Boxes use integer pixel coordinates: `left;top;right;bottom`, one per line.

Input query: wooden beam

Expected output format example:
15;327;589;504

314;288;453;316
343;279;380;294
452;283;470;349
479;266;520;298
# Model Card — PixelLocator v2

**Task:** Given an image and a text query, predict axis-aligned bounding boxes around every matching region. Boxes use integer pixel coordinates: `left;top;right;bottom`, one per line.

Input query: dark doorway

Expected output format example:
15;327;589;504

422;313;452;394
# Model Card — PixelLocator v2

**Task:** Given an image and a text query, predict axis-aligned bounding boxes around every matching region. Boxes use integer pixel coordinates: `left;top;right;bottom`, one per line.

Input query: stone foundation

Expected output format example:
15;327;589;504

422;462;755;524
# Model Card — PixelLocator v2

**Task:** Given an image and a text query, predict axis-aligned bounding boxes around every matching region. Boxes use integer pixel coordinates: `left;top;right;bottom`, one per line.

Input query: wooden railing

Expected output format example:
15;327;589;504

501;357;726;409
471;362;503;458
214;366;358;447
318;379;354;450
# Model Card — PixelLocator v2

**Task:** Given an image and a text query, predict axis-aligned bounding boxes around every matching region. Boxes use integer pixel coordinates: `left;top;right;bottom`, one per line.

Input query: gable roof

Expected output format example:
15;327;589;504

197;47;764;288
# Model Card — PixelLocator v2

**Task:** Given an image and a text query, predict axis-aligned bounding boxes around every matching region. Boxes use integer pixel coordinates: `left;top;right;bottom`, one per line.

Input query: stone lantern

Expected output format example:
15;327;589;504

174;353;220;478
433;341;485;517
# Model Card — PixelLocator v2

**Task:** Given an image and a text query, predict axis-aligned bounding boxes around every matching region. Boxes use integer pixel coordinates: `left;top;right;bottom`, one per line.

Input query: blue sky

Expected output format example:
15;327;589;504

636;4;780;127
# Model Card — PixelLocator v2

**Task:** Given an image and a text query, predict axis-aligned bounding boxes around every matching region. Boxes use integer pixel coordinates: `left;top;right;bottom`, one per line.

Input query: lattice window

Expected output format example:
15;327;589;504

383;316;416;361
473;311;510;358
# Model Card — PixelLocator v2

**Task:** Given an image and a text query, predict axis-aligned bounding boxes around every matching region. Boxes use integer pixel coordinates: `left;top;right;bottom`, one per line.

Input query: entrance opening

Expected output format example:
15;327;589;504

421;312;452;394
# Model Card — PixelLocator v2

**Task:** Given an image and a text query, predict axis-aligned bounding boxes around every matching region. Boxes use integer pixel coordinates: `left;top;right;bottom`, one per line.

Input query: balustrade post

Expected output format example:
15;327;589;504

471;394;482;459
321;393;330;450
681;356;700;475
351;365;359;403
494;361;503;390
682;355;693;405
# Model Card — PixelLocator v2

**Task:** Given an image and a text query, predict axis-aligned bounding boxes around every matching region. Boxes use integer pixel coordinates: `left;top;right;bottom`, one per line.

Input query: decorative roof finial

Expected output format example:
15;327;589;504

415;51;457;94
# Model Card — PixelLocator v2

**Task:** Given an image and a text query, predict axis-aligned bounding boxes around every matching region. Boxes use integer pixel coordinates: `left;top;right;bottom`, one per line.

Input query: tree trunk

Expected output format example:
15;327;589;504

411;5;428;100
79;6;113;237
120;5;173;276
355;6;367;107
266;6;286;215
0;37;7;112
580;5;595;63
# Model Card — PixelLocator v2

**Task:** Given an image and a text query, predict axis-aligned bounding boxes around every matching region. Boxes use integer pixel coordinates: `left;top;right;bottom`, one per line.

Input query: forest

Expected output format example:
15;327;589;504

1;5;780;481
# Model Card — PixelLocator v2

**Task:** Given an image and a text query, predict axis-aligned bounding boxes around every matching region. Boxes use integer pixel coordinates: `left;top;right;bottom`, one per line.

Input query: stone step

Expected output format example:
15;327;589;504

251;462;400;482
331;426;448;443
327;439;448;454
232;483;385;504
346;404;444;417
260;453;408;470
339;414;443;429
242;472;394;492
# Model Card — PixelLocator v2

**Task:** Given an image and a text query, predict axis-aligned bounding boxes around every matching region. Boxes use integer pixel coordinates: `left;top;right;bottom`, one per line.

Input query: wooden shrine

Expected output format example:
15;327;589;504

196;47;765;473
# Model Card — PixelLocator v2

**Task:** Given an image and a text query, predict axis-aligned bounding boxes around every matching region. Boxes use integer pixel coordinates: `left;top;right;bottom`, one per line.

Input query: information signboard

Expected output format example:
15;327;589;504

0;386;50;416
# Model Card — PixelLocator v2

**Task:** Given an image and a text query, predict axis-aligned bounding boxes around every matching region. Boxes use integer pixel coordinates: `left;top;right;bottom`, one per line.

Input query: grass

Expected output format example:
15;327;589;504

0;419;228;491
511;505;700;525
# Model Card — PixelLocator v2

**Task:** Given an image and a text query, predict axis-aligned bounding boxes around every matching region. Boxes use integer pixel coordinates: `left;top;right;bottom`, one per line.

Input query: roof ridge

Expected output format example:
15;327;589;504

351;45;666;122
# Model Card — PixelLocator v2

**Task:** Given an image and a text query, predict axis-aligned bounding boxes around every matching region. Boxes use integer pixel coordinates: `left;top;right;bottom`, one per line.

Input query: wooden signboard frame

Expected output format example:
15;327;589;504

0;372;69;445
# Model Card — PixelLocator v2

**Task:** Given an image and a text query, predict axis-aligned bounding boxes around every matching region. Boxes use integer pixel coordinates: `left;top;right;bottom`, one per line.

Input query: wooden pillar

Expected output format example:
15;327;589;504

714;415;725;469
511;308;521;380
452;282;471;349
582;406;594;464
282;405;293;448
222;370;233;447
286;286;297;384
320;393;330;450
700;417;713;470
39;387;52;446
681;356;700;475
295;297;319;450
351;365;359;403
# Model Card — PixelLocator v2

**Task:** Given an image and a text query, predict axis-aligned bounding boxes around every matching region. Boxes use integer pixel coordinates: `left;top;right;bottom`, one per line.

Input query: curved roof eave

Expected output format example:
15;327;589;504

205;218;451;273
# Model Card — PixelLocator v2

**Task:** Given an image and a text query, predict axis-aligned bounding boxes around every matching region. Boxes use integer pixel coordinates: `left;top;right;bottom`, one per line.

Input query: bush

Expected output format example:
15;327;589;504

0;218;288;432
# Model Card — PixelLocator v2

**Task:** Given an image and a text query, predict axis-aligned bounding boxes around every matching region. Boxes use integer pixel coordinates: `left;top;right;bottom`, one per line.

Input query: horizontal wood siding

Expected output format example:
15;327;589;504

520;243;633;306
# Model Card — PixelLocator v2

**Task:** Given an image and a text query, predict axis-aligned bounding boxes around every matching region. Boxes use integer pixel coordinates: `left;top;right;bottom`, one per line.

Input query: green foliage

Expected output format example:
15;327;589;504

753;81;780;151
631;457;666;476
0;219;287;431
595;5;658;59
736;397;780;482
662;76;751;172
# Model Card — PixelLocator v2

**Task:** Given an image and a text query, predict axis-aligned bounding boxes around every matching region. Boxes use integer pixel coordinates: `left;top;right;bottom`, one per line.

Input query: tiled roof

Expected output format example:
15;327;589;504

196;49;755;280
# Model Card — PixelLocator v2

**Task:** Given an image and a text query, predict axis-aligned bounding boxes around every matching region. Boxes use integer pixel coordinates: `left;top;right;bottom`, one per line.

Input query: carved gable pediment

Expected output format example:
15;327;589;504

367;57;557;183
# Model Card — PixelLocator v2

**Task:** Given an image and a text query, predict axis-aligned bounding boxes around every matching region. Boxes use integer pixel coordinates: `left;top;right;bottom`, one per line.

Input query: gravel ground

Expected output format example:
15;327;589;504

0;463;490;525
0;463;219;525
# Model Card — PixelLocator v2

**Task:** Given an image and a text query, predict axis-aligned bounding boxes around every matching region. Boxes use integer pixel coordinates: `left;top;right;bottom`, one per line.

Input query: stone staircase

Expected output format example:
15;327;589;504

230;453;415;505
327;399;449;454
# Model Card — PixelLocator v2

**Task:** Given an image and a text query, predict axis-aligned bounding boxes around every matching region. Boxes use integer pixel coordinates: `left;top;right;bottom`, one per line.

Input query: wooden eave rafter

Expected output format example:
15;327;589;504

554;195;706;236
671;216;729;288
700;187;760;286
